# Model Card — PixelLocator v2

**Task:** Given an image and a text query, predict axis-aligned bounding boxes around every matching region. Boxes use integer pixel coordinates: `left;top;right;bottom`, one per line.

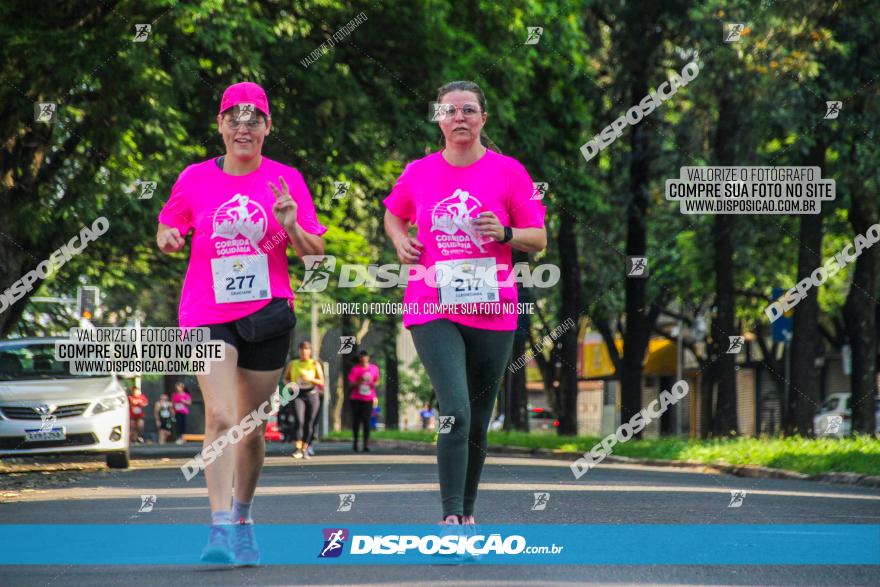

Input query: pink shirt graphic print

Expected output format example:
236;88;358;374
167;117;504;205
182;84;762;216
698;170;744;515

159;157;327;327
383;149;545;331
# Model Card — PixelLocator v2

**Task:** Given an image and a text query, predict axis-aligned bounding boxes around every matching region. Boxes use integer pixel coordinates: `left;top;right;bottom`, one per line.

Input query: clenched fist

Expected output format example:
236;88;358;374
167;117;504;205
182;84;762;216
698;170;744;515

157;226;185;254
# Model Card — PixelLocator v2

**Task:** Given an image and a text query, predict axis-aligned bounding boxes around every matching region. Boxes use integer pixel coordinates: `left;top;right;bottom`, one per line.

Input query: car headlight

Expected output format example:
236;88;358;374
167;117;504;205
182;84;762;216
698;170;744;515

92;395;127;415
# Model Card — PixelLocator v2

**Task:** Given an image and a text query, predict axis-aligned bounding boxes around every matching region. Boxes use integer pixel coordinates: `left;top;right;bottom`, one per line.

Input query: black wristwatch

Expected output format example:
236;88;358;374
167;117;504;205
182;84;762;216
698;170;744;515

499;226;513;244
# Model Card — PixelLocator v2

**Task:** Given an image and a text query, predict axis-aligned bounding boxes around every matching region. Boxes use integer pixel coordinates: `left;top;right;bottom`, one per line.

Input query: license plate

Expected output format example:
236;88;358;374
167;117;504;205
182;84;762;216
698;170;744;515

24;428;66;442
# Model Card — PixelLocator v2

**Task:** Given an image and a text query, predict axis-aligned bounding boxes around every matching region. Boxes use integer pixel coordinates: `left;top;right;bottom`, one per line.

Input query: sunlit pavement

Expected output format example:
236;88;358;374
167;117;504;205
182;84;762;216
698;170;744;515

1;441;879;586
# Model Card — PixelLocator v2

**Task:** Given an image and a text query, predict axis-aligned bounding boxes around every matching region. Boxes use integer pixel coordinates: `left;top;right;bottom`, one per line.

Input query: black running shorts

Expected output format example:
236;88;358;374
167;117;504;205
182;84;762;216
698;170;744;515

205;308;294;371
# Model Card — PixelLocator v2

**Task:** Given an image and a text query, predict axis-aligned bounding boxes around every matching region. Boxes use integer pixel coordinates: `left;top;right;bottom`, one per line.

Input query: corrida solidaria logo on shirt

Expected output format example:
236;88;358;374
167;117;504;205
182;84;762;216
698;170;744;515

430;188;494;255
211;193;268;255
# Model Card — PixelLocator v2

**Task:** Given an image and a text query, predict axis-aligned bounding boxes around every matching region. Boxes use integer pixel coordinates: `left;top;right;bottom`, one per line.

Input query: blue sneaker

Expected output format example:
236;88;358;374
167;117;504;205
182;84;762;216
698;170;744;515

200;525;233;563
232;520;260;566
461;523;484;561
433;516;467;562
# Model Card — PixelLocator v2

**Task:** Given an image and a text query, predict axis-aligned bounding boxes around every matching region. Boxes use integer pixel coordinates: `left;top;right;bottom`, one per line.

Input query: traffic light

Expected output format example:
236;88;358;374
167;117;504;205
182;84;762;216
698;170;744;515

77;286;99;319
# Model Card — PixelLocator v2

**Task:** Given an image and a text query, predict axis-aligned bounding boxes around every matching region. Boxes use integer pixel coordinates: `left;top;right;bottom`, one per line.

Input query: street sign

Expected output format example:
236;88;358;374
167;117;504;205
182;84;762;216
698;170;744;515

771;287;793;342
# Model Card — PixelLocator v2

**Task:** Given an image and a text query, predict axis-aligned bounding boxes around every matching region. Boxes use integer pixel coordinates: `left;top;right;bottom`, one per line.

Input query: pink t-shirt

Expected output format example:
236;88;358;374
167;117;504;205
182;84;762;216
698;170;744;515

348;364;380;401
159;157;327;327
171;391;191;415
383;149;545;330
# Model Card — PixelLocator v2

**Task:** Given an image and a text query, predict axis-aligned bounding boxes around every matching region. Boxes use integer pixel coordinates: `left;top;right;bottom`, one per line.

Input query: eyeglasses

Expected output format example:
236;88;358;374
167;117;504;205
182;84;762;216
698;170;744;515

224;118;265;131
434;103;483;121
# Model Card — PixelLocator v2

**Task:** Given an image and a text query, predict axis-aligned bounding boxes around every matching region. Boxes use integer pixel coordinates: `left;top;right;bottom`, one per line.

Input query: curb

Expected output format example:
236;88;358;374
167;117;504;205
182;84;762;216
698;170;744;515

130;444;296;459
325;438;880;489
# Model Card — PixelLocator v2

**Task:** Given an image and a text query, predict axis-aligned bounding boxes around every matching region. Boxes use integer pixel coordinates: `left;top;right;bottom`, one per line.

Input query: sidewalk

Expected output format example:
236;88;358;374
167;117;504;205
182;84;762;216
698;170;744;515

130;442;297;459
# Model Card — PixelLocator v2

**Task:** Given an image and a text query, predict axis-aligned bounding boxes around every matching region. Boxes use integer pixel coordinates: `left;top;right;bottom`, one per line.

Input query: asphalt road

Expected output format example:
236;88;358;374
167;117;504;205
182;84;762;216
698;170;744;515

1;441;879;586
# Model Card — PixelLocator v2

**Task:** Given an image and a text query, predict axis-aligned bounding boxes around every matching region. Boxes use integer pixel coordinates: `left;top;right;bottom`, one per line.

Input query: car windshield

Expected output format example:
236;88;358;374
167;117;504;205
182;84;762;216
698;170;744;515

0;342;97;381
821;397;839;412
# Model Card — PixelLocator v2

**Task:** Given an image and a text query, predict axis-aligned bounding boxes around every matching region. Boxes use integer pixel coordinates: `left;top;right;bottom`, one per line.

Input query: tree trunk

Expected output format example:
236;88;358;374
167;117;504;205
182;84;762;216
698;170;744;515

840;11;879;436
334;314;352;431
620;102;652;433
382;319;400;430
556;212;582;435
710;216;738;436
787;137;826;435
505;337;529;431
0;245;39;336
506;249;531;431
615;0;665;434
843;229;878;435
709;74;739;437
699;359;715;438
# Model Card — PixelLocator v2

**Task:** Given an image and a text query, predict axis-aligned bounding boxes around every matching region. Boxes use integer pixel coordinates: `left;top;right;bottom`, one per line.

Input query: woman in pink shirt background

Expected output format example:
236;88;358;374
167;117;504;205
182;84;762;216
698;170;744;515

171;382;192;445
383;80;547;529
348;350;380;452
156;82;326;566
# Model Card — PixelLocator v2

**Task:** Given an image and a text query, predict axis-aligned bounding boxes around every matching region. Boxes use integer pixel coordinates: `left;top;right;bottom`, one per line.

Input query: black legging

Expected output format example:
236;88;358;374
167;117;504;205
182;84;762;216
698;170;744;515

294;391;321;445
175;413;187;438
410;319;514;518
351;399;372;449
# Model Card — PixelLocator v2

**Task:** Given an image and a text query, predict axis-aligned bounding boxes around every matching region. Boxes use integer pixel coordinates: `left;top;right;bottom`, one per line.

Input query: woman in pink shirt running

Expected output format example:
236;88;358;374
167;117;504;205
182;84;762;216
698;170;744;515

383;81;547;529
156;82;326;566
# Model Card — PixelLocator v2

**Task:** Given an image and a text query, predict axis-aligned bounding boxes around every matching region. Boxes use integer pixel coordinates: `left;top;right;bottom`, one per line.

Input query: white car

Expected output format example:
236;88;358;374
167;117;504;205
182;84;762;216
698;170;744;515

0;338;130;468
813;392;880;438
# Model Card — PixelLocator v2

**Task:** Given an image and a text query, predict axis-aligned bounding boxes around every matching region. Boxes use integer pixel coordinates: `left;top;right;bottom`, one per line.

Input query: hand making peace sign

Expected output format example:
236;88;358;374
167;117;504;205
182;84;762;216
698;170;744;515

268;175;298;230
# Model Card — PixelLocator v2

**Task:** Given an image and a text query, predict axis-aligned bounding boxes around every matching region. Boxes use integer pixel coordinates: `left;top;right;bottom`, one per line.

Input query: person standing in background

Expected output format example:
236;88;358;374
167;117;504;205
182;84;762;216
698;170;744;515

128;385;148;443
154;393;175;445
420;403;435;430
171;382;192;445
348;350;379;452
282;341;324;459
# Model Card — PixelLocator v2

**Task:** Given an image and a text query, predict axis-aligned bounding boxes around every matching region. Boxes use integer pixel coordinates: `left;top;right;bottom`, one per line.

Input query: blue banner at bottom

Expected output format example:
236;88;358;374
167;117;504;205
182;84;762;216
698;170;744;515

0;524;877;565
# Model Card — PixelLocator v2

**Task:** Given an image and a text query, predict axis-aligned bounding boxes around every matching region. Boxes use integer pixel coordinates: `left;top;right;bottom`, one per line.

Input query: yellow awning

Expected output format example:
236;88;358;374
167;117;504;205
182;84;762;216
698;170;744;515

643;338;677;375
581;335;677;378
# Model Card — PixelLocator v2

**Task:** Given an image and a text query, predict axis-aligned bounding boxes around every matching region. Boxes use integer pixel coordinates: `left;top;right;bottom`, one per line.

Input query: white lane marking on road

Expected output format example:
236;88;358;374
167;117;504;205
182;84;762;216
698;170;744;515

7;483;880;503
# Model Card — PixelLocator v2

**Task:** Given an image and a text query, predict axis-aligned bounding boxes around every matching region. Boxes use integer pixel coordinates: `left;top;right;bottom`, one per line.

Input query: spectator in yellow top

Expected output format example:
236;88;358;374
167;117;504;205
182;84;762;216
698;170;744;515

282;341;324;459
